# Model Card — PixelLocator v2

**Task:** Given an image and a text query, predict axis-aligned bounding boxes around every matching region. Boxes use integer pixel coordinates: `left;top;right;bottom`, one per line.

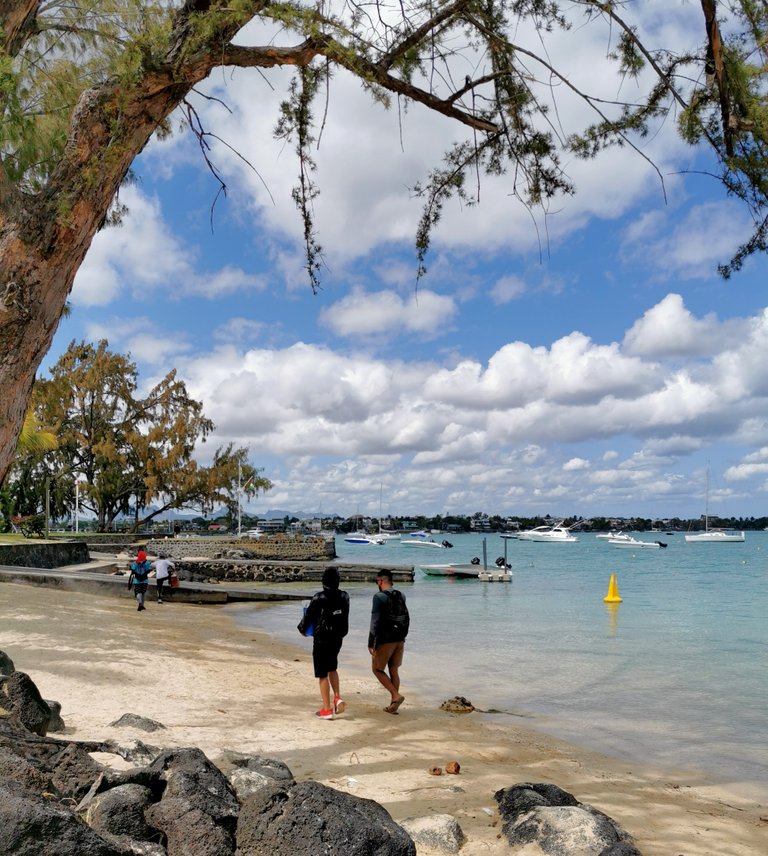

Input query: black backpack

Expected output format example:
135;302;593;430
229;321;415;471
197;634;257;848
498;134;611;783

317;591;349;639
383;589;410;641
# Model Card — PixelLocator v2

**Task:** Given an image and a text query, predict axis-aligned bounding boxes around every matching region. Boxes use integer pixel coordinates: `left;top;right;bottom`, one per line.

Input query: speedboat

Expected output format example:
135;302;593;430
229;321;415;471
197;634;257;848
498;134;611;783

419;560;512;580
344;533;386;545
609;536;667;549
517;524;578;543
400;537;453;549
596;530;631;541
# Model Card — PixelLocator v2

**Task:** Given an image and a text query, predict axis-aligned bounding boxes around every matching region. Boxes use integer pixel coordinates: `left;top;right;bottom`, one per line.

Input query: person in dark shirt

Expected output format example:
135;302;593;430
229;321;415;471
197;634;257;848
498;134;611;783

299;566;350;720
368;570;408;714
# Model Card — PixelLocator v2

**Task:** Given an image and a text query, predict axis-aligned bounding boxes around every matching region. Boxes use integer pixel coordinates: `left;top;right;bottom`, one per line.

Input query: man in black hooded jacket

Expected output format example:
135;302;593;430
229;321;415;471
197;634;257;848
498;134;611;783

299;566;350;720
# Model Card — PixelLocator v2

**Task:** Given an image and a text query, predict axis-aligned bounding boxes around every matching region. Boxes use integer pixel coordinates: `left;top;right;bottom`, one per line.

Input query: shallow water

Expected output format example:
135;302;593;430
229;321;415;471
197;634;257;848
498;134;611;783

232;530;768;789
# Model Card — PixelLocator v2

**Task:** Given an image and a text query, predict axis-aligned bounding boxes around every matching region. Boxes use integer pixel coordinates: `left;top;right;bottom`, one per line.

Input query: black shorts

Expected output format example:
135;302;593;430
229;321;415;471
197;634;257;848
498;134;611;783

313;637;343;678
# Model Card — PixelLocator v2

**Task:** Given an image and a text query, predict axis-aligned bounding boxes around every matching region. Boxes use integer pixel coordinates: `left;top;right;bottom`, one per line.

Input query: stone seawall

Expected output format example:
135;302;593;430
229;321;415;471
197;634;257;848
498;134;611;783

0;541;89;569
154;559;412;585
146;533;335;562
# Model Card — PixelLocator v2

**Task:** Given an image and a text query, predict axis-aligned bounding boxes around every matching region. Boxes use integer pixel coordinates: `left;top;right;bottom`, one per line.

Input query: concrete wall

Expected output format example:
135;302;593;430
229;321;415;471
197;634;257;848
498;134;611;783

0;541;89;569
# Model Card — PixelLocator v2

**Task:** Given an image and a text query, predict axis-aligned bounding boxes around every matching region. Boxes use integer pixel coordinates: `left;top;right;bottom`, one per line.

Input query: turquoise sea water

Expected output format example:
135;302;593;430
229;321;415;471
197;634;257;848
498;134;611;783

232;531;768;791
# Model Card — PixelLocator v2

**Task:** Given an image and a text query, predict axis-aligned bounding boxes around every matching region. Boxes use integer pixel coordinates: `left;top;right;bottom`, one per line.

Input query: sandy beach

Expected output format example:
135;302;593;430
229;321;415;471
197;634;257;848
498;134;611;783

1;582;765;856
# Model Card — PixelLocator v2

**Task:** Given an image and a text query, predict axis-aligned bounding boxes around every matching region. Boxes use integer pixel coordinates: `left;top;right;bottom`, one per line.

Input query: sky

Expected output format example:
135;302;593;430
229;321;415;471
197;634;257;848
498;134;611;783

45;2;768;521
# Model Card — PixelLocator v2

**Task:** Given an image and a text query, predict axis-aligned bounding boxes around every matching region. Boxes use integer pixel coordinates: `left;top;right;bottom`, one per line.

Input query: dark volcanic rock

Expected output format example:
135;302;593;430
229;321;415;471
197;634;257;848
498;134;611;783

1;671;52;736
0;649;15;675
236;779;416;856
86;783;156;841
495;783;639;856
44;698;66;732
146;802;234;856
108;713;167;732
0;778;121;856
50;742;105;801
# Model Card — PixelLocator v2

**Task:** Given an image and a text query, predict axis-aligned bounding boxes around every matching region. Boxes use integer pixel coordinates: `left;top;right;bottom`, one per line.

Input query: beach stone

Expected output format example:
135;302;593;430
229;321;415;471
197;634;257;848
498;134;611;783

599;844;644;856
439;696;475;714
108;713;166;732
44;698;66;732
0;778;121;856
228;767;289;800
0;649;15;675
100;738;162;766
0;671;52;736
495;783;637;855
445;761;461;774
400;814;466;853
86;783;155;841
145;802;235;856
218;750;295;784
148;747;239;823
51;742;106;801
236;779;416;855
0;744;52;795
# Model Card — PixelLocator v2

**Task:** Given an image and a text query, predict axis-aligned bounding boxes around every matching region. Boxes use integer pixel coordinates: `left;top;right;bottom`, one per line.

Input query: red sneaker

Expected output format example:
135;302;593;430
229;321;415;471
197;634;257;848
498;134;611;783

315;708;334;720
334;696;346;715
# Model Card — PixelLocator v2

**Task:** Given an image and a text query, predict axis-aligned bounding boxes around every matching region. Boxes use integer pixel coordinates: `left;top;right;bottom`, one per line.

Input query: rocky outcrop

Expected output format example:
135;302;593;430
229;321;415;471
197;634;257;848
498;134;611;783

0;664;418;856
0;657;642;856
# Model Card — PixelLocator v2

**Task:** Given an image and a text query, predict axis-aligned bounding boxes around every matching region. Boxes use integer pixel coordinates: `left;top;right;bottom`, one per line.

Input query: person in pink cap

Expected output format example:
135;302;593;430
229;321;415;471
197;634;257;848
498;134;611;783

128;550;152;612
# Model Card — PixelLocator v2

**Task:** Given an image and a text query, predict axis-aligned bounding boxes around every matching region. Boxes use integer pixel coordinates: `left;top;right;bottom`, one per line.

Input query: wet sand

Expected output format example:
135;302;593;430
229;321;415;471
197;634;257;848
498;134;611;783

0;582;765;855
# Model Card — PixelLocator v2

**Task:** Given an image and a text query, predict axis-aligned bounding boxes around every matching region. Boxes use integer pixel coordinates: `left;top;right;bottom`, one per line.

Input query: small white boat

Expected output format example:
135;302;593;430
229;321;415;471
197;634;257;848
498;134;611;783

684;530;745;543
420;561;511;580
401;537;454;549
344;533;386;545
609;536;667;549
517;524;578;543
685;465;745;543
596;531;631;541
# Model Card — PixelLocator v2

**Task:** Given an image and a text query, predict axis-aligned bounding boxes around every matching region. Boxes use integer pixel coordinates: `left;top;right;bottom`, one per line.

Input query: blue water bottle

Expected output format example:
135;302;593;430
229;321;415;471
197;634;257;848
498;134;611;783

301;600;314;636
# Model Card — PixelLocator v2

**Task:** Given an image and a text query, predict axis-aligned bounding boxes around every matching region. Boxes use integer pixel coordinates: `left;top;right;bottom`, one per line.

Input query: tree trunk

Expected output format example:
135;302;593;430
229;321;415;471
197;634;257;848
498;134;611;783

0;75;197;487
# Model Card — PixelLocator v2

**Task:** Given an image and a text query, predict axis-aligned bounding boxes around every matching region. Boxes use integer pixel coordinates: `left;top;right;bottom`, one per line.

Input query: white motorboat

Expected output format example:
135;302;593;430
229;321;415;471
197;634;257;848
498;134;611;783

517;524;578;543
419;561;512;580
344;533;386;545
609;536;667;549
596;530;631;541
400;537;453;549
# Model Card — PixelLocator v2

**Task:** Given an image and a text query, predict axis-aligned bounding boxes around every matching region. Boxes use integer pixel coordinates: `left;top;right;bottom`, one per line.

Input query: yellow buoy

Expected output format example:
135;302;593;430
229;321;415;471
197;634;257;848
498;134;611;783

603;573;622;603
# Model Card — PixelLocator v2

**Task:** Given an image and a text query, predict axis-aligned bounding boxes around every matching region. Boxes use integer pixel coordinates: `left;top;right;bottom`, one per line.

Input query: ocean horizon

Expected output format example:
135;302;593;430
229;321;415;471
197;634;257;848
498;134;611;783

232;530;768;795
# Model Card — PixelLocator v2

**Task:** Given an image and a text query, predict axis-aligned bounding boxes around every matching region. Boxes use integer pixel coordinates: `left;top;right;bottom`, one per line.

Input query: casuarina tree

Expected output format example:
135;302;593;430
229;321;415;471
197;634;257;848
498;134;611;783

1;0;767;486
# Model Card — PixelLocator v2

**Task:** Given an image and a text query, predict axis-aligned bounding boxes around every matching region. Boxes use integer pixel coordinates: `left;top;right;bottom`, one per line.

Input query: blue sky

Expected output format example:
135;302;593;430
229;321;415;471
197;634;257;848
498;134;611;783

45;4;768;520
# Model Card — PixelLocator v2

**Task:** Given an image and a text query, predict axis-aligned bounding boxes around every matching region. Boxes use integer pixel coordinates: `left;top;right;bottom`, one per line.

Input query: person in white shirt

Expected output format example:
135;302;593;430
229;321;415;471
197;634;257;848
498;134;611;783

152;554;175;603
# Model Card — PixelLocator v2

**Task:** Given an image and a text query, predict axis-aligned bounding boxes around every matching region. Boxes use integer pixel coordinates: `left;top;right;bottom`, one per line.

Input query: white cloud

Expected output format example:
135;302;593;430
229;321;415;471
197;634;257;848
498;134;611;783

564;458;589;471
320;289;457;339
72;187;266;307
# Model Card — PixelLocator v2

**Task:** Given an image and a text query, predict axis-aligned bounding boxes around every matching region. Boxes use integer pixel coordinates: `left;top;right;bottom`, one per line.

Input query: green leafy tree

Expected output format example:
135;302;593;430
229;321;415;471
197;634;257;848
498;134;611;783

14;339;271;531
2;1;768;484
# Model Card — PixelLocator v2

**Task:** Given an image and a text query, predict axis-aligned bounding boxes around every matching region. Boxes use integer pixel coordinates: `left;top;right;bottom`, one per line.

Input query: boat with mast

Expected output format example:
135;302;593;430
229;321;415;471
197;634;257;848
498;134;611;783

684;466;745;543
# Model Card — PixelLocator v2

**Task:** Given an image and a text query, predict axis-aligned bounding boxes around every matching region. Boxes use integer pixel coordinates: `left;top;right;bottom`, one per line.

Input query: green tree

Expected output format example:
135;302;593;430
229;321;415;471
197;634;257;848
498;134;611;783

13;339;271;531
2;1;768;483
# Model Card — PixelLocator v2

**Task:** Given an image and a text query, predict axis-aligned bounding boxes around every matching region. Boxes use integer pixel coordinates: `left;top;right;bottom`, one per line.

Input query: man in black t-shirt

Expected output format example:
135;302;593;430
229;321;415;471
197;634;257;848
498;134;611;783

299;566;350;720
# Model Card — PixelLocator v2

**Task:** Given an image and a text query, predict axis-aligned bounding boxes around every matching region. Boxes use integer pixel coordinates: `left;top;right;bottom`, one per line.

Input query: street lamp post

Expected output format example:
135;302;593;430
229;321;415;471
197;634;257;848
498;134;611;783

75;477;84;534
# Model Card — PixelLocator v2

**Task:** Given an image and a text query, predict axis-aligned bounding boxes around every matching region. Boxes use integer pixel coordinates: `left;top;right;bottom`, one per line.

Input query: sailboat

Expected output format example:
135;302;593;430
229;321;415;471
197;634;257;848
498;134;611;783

684;466;745;543
377;484;401;540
